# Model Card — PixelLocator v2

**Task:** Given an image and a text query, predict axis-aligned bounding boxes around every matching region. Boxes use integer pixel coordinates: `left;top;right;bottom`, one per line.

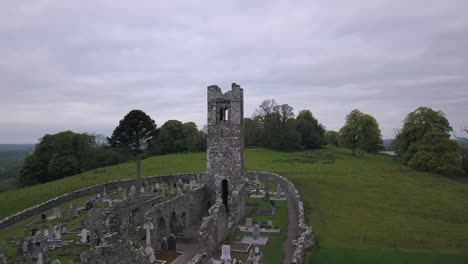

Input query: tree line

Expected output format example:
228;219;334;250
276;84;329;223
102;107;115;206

16;102;467;187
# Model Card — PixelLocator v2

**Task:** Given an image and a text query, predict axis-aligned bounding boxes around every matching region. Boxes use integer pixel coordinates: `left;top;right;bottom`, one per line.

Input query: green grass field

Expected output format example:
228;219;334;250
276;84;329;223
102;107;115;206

1;146;468;263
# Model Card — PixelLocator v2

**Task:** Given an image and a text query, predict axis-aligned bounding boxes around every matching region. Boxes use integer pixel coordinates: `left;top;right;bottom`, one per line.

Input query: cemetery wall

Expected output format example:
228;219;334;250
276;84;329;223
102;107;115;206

0;173;203;230
246;171;314;264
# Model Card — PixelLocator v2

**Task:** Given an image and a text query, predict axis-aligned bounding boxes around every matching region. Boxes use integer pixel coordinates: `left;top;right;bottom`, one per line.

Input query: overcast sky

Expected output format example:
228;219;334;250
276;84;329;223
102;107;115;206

1;1;467;144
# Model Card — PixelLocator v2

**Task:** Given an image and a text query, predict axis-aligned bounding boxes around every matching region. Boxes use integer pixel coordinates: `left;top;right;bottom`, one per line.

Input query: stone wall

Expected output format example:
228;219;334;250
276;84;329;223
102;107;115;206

246;171;314;264
198;202;229;258
0;173;203;230
81;232;150;264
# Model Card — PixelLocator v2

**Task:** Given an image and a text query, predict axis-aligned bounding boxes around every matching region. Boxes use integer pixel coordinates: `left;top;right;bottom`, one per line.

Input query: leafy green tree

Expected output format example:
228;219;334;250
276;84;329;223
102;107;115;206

17;131;105;186
254;100;301;150
296;110;326;149
157;120;185;153
109;110;157;155
325;131;340;147
394;107;452;160
407;128;462;175
339;109;383;154
244;117;262;147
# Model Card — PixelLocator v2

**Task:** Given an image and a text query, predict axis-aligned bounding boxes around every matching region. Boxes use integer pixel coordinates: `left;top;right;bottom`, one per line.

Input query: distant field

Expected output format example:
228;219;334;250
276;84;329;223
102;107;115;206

1;146;468;263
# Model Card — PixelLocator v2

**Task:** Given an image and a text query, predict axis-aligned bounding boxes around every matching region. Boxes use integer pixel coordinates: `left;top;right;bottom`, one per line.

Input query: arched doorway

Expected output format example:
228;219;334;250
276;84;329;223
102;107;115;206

158;217;166;238
170;212;178;235
221;179;229;213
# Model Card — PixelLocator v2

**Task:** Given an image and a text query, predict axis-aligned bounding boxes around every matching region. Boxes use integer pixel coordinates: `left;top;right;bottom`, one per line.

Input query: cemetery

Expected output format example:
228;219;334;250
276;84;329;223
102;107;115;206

0;84;313;264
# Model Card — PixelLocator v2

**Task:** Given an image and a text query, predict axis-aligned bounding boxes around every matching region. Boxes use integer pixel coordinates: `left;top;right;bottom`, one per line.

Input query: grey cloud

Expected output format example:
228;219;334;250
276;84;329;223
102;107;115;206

0;0;467;143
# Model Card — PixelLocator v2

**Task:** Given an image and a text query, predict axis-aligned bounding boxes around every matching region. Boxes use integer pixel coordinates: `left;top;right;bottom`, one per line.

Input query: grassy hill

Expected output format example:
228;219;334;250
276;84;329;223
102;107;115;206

1;147;468;263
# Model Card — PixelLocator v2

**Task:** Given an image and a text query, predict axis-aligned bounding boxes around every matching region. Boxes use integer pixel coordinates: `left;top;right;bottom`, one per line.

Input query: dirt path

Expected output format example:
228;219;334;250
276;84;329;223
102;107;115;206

282;193;299;264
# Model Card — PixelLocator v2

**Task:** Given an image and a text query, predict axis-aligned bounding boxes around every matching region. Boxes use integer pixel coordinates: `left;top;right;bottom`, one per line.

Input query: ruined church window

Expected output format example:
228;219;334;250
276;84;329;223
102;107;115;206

219;106;230;122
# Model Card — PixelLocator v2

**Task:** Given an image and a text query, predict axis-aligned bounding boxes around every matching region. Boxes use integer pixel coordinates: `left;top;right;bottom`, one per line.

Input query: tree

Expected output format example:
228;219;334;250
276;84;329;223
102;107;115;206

339;109;383;154
108;110;157;155
407;128;462;176
394;107;452;160
17;131;105;186
253;100;301;150
244;117;262;147
393;107;463;176
296;110;326;149
325;131;340;146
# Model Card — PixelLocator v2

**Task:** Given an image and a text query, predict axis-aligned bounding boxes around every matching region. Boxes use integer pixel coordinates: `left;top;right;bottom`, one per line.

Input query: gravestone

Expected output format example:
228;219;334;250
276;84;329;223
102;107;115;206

140;186;145;194
53;208;62;219
276;184;282;198
264;185;270;201
168;234;176;251
80;228;88;244
53;226;61;240
118;186;122;192
47;227;54;241
37;252;43;264
103;187;107;197
52;259;62;264
143;221;154;248
267;221;273;228
177;186;182;195
161;184;165;197
252;224;260;239
129;185;137;199
160;237;168;252
17;239;24;258
220;245;232;262
96;193;101;199
245;218;253;227
34;231;41;243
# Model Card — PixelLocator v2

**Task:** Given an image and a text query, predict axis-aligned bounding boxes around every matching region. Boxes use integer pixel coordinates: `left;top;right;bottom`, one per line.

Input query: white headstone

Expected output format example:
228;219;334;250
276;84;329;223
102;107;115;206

189;180;194;191
245;218;253;227
177;186;182;195
118;186;122;192
44;229;49;238
130;185;137;198
103;187;107;197
220;245;232;262
140;186;145;193
80;228;88;244
54;226;61;240
143;222;154;248
97;193;101;199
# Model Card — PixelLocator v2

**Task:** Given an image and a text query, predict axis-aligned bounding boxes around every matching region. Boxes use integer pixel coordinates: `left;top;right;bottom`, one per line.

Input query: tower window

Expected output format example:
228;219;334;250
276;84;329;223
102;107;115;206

219;107;230;121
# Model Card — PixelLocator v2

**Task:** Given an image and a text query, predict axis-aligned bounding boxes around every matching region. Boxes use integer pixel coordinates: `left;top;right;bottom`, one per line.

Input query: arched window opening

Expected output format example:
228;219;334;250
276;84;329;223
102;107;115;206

221;179;229;213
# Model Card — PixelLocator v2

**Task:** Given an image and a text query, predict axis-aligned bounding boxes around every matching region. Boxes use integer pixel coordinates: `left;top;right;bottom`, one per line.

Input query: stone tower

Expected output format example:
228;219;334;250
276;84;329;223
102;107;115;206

207;83;245;212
